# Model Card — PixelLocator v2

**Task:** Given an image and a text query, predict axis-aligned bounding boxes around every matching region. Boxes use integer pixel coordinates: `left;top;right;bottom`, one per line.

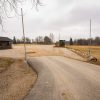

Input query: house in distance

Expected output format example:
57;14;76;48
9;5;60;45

0;37;12;49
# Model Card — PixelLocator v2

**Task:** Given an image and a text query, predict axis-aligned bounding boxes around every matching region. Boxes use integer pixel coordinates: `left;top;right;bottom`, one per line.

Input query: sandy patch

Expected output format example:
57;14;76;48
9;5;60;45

0;45;84;61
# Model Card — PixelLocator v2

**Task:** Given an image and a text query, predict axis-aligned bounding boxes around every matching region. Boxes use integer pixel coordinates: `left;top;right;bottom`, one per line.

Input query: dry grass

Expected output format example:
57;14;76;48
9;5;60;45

0;58;37;100
0;58;14;72
14;44;33;46
66;45;100;65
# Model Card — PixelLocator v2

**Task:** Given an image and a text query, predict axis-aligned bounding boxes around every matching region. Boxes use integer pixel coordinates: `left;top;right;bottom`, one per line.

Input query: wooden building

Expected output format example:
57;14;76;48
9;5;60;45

0;37;12;49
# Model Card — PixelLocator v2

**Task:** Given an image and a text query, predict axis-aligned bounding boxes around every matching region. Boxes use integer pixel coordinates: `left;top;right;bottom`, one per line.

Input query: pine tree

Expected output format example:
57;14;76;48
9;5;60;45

13;36;17;44
70;37;73;45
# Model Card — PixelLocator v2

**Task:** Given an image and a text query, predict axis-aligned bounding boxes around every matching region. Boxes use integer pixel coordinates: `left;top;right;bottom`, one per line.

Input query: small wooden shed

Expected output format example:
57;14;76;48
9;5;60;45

0;37;12;49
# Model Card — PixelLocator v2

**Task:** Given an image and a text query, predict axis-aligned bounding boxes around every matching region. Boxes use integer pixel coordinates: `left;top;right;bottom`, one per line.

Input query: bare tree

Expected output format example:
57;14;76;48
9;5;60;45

35;36;44;44
49;33;54;43
44;36;52;45
0;0;41;27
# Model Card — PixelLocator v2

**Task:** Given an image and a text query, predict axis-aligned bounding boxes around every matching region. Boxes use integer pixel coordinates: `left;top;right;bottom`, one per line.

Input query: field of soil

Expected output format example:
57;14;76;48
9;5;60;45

0;45;66;58
0;44;84;61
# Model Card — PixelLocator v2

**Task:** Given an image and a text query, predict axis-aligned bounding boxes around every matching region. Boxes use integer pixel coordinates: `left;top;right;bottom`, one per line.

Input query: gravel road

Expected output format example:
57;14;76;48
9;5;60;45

0;45;84;61
25;56;100;100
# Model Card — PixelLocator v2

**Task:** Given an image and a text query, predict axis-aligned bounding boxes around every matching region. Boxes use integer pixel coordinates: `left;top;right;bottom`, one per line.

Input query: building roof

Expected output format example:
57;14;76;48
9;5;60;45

0;37;12;42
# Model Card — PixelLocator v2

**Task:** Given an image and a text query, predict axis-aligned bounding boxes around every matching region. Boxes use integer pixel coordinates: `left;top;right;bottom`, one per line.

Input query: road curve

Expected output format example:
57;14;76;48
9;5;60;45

25;56;100;100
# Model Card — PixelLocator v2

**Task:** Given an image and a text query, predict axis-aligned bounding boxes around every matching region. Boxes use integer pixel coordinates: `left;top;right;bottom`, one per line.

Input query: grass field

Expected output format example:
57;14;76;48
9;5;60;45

0;58;14;72
66;45;100;65
0;57;37;100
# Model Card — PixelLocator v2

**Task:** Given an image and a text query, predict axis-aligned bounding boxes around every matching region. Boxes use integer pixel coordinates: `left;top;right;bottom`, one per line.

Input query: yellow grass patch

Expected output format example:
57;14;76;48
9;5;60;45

66;46;100;65
0;58;14;72
0;58;37;100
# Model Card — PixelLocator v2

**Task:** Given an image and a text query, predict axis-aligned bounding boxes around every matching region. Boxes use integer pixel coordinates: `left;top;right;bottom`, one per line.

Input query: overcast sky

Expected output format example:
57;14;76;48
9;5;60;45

0;0;100;41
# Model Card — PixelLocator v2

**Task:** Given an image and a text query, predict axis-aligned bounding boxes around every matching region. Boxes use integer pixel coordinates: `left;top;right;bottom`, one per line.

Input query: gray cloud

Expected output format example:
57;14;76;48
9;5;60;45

1;0;100;40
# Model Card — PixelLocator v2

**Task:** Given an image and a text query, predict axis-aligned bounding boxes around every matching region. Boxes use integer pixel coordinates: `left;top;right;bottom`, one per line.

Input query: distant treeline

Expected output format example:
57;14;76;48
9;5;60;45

13;35;100;46
69;37;100;46
13;33;54;45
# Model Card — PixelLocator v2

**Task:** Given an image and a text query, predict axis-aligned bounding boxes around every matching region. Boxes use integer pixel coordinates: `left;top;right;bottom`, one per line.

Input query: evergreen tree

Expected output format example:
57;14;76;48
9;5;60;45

13;36;17;44
70;37;73;45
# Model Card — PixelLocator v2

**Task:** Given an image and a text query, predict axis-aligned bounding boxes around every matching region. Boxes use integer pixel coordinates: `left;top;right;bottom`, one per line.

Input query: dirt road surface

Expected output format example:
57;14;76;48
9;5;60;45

0;45;84;61
25;56;100;100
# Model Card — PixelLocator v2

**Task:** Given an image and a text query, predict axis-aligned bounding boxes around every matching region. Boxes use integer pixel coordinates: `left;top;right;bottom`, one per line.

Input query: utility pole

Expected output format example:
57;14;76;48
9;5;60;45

59;33;60;41
21;8;27;60
89;19;92;57
58;33;60;46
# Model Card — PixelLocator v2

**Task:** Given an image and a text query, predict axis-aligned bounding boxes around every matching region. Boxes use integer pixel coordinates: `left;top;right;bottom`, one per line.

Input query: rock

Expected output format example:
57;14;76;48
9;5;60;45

88;56;97;62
